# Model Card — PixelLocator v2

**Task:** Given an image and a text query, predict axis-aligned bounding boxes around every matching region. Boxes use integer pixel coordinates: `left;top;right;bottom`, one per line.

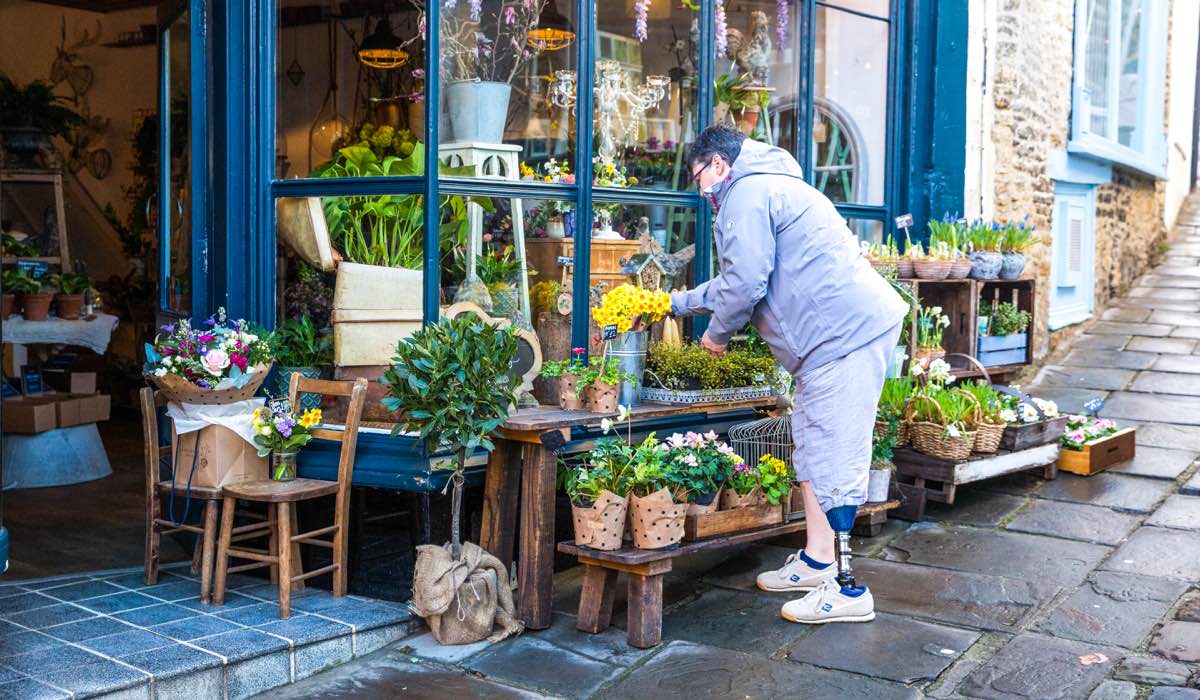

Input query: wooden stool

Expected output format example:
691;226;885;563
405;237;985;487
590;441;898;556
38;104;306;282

577;556;673;649
211;376;367;618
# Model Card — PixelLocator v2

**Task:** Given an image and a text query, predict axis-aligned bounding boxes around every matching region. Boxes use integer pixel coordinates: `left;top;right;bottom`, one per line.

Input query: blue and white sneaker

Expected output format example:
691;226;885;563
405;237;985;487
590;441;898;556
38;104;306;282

755;550;838;592
780;579;875;624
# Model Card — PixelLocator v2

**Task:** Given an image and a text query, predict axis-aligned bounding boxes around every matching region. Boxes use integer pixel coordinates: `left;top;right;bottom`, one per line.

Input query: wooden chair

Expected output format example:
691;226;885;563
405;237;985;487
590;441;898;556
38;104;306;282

212;376;368;618
140;387;224;602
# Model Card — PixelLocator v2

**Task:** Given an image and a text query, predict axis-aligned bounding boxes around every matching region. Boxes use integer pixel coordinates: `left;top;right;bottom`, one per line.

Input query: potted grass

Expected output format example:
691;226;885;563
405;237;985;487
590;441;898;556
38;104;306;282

869;416;898;502
914;305;950;365
48;272;89;320
876;377;914;447
270;315;333;411
906;388;976;462
959;381;1005;453
1000;218;1037;279
977;300;1031;366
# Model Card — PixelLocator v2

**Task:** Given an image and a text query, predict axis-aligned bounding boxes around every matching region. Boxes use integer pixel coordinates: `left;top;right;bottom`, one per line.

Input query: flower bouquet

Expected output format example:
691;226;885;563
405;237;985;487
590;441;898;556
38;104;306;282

144;308;273;405
1057;415;1135;476
251;405;323;481
592;284;672;406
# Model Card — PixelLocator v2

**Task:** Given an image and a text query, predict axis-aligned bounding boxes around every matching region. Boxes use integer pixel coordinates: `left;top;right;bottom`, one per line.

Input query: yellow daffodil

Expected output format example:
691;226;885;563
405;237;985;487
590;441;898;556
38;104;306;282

299;408;323;428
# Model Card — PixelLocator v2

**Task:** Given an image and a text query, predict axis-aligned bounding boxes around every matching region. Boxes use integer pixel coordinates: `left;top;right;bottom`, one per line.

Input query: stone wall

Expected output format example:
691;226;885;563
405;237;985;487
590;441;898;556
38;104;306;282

977;0;1172;358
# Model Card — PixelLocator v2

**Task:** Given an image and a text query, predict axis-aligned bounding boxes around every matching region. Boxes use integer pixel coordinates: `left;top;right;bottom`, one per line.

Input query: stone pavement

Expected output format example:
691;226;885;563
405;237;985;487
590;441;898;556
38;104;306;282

267;207;1200;699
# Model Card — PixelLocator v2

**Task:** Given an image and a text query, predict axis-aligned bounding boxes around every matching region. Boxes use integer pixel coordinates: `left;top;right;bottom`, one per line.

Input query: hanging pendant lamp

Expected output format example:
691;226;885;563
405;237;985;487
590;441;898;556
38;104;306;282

358;18;409;69
527;1;575;52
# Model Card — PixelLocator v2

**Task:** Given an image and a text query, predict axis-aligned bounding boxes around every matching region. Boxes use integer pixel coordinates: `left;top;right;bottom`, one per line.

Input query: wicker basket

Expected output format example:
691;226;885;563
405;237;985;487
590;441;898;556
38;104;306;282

947;258;973;279
952;388;1002;454
906;395;974;461
869;259;897;277
149;364;272;405
896;258;914;279
913;259;953;280
874;418;910;447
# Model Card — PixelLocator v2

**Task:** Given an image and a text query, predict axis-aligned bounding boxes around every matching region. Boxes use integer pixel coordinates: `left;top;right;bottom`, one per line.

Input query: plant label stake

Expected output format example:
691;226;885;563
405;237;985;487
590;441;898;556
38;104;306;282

1084;398;1104;417
894;213;913;245
602;324;618;341
268;397;292;414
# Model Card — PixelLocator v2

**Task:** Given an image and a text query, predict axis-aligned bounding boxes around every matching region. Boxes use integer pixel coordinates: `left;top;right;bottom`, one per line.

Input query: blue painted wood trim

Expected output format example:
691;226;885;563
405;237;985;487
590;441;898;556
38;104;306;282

189;0;209;320
1047;151;1113;185
296;432;487;491
423;0;441;325
570;0;596;356
157;17;171;314
927;0;967;224
253;0;275;326
693;0;715;340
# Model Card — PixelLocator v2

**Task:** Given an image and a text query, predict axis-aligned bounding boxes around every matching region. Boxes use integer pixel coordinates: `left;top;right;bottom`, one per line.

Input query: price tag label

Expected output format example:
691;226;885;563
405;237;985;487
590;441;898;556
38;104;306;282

21;367;44;396
16;260;49;279
602;324;618;340
894;213;914;230
268;397;293;415
1084;398;1104;416
556;256;574;267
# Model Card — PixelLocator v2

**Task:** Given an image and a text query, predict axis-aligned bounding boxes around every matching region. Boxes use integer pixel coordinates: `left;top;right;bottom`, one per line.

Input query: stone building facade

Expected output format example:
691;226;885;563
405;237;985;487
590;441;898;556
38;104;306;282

963;0;1197;358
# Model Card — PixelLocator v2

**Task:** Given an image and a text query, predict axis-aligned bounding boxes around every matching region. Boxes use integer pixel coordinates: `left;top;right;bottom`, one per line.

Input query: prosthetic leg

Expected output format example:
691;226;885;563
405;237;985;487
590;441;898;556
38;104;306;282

825;504;862;591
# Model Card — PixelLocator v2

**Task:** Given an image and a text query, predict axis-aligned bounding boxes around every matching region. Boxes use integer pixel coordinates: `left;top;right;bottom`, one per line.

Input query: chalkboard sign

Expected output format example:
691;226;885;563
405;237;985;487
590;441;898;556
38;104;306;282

602;324;618;340
21;367;44;396
894;213;914;230
15;260;49;279
268;397;293;415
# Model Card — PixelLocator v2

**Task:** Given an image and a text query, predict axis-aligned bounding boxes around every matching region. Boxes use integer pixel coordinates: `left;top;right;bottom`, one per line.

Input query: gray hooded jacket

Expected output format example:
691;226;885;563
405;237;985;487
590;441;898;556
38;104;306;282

671;139;908;375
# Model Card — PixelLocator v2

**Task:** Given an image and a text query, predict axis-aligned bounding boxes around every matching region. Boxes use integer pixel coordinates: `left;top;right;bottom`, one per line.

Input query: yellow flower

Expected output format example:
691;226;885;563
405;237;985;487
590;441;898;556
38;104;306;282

299;408;323;428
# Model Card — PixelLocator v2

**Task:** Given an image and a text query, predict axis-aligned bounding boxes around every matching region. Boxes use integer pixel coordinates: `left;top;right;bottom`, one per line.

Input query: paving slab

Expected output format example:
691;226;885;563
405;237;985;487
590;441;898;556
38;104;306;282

598;641;920;700
974;471;1050;498
922;491;1028;527
1101;527;1200;580
1130;371;1200;396
786;611;978;684
1088;680;1137;700
1117;298;1200;312
1070;334;1132;350
532;612;655;668
1021;386;1106;414
1031;572;1188;649
1126;337;1199;355
854;559;1057;632
271;647;544;699
697;544;798;593
1170;325;1200;339
1151;621;1200;663
1034;366;1135;391
1147;688;1200;700
1131;422;1200;450
1063;349;1159;371
465;633;627;698
1101;392;1200;425
1113;654;1194;686
1177;593;1200;622
957;634;1122;700
1139;276;1200;289
1148;309;1200;325
1151;355;1200;374
1108;445;1198;480
1146;494;1200;530
1006;500;1139;545
1035;473;1174;513
1103;307;1153;322
1088;321;1175;337
1128;288;1200;302
661;587;809;655
882;526;1110;588
1184;471;1200;495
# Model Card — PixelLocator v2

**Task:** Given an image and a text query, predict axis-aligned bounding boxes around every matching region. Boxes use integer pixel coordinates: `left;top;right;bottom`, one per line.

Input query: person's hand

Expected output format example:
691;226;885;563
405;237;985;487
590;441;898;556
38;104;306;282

700;332;727;356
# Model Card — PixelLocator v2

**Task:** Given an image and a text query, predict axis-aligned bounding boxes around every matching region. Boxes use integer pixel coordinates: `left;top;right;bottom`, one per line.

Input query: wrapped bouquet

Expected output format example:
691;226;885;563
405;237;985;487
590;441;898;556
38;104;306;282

145;308;273;405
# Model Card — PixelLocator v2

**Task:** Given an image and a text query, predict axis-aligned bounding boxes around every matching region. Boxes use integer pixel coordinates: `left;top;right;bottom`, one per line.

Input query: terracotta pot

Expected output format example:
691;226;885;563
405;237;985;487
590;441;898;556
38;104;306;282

913;347;946;365
1;294;13;321
54;293;84;320
912;259;952;280
586;380;619;414
629;488;687;549
20;292;53;321
947;258;973;279
734;106;760;135
896;258;914;278
571;490;628;551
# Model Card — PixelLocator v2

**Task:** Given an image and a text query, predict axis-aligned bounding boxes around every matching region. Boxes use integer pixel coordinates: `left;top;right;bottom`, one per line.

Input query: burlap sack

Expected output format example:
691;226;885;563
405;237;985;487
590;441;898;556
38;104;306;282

571;490;628;551
720;486;764;510
629;488;687;549
411;541;523;645
686;489;721;517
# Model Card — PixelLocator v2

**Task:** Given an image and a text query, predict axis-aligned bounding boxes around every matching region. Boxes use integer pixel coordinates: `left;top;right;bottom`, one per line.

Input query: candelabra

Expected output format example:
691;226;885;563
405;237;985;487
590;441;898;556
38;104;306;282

550;60;670;162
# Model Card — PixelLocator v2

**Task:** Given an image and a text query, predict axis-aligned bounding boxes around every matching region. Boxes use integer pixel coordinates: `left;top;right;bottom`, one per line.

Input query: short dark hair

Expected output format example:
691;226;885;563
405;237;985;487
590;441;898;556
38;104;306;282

686;125;746;169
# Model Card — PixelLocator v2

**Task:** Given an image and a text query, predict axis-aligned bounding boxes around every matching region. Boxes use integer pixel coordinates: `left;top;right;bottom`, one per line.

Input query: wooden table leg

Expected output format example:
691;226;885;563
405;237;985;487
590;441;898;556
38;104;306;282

198;500;218;603
576;565;618;634
517;442;556;630
626;572;664;649
480;438;520;570
1043;460;1058;481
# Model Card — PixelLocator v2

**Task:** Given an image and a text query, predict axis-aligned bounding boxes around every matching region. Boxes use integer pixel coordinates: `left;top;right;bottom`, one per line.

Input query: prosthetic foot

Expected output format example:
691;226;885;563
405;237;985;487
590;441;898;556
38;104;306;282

779;504;875;624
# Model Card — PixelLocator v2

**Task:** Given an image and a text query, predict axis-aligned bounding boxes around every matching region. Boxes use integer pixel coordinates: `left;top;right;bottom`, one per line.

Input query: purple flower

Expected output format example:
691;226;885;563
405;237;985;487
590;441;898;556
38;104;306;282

196;379;211;388
159;323;177;334
412;68;425;80
467;0;481;21
503;6;516;24
634;0;650;42
715;0;727;57
776;0;788;45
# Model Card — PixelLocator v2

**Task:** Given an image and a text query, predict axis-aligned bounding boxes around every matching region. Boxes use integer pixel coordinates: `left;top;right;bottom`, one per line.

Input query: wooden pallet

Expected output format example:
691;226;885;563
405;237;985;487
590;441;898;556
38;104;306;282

892;443;1059;520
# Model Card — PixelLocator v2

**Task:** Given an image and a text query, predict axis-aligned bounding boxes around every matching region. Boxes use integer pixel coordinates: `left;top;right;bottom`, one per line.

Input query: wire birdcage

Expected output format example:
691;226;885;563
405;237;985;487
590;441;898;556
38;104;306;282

729;368;799;517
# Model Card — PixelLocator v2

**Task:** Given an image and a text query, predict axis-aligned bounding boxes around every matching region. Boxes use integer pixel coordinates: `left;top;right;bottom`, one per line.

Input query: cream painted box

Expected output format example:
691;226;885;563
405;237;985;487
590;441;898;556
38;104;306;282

332;262;424;366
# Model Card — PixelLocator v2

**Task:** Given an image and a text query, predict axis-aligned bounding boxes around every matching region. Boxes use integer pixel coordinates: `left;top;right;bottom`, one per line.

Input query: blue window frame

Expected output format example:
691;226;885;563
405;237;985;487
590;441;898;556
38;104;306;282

1070;0;1169;177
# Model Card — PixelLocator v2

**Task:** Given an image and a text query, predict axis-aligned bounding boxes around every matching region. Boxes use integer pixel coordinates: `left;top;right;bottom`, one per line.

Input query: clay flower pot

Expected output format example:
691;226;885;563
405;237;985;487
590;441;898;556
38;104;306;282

913;347;946;365
896;258;914;278
629;488;687;550
586;380;619;414
20;292;53;321
947;258;973;279
2;294;13;321
571;490;628;551
54;293;84;320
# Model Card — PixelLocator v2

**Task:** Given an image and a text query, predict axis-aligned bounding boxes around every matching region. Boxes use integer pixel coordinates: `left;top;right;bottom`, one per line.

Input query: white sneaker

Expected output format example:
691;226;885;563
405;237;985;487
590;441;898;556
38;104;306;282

780;579;875;624
755;550;838;592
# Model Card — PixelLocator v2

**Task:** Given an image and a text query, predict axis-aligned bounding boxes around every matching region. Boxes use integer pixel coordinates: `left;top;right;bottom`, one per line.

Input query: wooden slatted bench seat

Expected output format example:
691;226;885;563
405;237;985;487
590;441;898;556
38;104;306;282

556;499;900;648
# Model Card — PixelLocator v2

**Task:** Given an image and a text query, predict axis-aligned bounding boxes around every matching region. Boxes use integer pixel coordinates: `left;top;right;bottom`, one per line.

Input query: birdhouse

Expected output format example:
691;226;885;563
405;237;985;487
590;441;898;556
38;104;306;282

620;253;668;290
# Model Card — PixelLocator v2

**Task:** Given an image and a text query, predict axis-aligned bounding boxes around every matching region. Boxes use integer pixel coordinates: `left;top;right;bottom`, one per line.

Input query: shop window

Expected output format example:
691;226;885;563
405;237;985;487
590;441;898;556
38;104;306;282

812;3;888;205
1071;0;1167;175
438;0;578;181
276;1;426;178
713;0;801;156
165;9;192;314
845;218;884;245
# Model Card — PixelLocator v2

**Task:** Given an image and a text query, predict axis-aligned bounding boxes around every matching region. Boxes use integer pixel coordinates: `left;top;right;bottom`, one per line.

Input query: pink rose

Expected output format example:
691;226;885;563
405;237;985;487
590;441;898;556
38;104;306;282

201;348;231;376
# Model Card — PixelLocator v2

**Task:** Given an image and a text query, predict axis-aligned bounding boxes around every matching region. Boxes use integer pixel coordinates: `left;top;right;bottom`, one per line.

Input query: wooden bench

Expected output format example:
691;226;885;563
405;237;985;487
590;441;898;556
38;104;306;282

556;500;899;648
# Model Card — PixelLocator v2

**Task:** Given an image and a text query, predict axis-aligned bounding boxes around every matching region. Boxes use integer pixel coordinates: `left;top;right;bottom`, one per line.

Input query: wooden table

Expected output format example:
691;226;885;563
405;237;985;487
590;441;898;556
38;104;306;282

892;443;1060;521
478;398;777;630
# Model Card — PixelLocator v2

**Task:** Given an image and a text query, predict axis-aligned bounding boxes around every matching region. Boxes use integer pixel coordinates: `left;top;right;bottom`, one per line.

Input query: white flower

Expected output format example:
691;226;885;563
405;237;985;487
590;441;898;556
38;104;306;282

600;417;614;435
910;362;926;377
703;430;718;442
999;408;1017;423
666;433;687;449
927;359;952;384
154;368;168;377
1019;403;1039;423
681;454;698;467
717;443;735;457
259;426;272;436
931;306;943;315
946;424;961;438
939;315;950;328
617;405;633;422
161;356;173;366
1033;398;1059;418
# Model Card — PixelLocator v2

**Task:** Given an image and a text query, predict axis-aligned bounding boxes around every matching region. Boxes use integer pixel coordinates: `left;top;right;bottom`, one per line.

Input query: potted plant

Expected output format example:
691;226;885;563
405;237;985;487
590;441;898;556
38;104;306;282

1058;415;1136;476
876;377;914;447
996;388;1067;450
713;71;762;135
1000;218;1037;279
12;269;53;322
756;453;795;507
662;430;740;515
476;244;525;319
977;300;1031;366
966;220;1004;280
914;305;950;364
591;283;672;407
626;434;688;550
929;217;972;279
642;343;778;404
560;428;634;550
579;355;629;414
144;308;274;403
1;268;30;320
913;222;954;279
48;271;89;320
440;0;550;143
269;316;334;411
898;237;922;279
251;404;323;481
0;77;84;159
906;389;976;462
721;458;763;509
959;381;1006;453
540;347;587;409
869;416;898;502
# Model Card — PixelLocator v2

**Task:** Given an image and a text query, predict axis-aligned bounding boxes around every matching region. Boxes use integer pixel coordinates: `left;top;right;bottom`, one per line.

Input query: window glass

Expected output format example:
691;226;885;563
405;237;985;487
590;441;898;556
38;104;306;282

1083;0;1111;137
438;0;578;181
585;203;697;351
812;5;888;205
591;2;698;191
1117;0;1142;148
714;0;802;157
819;0;889;17
165;10;191;313
846;218;884;245
276;1;425;178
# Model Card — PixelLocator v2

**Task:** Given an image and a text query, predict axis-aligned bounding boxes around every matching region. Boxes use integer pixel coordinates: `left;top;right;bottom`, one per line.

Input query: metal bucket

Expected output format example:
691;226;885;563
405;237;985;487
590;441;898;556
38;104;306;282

610;331;647;407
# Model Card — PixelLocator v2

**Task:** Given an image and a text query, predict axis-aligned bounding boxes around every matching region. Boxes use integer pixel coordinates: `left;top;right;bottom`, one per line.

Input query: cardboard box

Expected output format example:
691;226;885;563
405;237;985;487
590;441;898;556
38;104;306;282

2;397;58;433
170;424;268;489
42;394;85;428
43;370;97;395
71;393;111;423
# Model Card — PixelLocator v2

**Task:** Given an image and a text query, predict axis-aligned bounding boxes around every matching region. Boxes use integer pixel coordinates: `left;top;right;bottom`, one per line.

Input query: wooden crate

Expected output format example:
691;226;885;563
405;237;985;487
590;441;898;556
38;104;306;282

905;279;977;366
977;333;1028;367
1058;428;1136;476
684;503;783;541
1001;416;1068;451
892;443;1060;520
976;279;1036;371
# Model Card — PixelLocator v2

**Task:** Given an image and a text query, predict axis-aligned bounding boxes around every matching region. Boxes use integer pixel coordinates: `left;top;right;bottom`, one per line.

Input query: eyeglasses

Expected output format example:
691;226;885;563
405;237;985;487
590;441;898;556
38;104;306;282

690;160;713;186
